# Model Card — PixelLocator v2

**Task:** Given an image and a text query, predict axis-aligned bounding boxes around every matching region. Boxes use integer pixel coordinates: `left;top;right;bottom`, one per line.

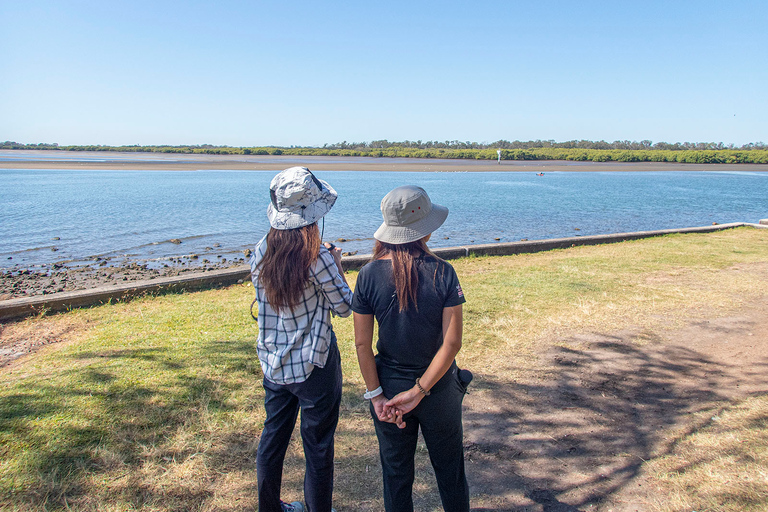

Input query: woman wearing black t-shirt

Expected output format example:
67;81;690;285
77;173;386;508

352;185;470;512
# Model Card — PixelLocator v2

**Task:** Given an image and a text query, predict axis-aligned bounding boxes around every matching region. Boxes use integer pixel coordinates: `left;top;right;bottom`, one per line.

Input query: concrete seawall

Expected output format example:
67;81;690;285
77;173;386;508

1;222;765;322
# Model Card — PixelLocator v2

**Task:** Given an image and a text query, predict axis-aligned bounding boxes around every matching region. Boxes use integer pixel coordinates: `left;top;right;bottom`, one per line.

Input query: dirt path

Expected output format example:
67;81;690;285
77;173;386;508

0;316;91;368
462;297;768;511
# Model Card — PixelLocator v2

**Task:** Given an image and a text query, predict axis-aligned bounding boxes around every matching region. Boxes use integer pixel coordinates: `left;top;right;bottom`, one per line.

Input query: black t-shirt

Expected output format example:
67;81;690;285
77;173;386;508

352;255;466;373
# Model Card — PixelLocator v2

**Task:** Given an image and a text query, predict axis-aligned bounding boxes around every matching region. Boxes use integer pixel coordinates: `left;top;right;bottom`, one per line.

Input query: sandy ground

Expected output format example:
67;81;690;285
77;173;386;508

3;150;768;173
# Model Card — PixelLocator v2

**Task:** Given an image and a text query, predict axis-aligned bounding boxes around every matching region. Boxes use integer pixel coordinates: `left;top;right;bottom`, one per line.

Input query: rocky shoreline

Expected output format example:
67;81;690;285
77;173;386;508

1;229;372;301
0;257;249;301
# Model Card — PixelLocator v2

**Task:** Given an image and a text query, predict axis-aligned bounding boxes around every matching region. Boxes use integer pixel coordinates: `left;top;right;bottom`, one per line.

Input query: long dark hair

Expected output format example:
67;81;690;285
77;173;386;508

258;223;321;313
373;238;437;312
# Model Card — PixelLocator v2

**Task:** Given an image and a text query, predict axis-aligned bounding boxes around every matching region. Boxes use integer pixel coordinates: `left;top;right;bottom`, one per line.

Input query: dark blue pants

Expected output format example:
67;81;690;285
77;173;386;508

372;363;470;512
257;337;342;512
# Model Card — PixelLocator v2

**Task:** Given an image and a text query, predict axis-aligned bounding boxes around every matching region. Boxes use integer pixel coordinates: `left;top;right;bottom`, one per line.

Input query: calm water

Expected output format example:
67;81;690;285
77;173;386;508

1;168;767;269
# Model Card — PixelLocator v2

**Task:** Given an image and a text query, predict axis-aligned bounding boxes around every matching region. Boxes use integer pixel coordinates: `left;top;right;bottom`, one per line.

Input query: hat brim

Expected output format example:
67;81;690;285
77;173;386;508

374;203;448;244
267;179;337;229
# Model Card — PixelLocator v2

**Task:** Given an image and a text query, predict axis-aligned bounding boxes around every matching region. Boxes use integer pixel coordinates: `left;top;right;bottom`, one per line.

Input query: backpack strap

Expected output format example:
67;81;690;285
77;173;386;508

250;296;258;322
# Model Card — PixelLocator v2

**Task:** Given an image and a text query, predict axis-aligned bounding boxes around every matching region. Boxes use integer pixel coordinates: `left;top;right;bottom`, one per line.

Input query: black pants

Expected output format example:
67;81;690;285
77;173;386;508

372;363;470;512
257;337;342;512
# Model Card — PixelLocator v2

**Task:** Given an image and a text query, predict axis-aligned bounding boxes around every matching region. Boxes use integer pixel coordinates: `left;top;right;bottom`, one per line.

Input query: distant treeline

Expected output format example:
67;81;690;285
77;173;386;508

3;140;768;164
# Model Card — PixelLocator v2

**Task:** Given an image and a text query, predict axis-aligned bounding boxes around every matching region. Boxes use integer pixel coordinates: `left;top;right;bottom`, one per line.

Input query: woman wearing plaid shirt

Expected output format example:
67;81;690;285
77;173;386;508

250;167;353;512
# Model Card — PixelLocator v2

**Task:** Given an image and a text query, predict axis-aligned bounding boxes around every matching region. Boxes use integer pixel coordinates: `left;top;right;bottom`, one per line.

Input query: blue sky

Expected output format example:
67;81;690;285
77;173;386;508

1;0;766;147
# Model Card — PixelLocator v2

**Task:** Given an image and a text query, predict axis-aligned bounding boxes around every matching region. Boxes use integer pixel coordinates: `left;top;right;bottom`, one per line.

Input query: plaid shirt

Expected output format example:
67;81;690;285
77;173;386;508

250;235;353;384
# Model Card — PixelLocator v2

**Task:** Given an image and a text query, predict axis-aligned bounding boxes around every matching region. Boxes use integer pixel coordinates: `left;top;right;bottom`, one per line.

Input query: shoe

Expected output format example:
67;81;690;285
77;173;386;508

279;501;336;512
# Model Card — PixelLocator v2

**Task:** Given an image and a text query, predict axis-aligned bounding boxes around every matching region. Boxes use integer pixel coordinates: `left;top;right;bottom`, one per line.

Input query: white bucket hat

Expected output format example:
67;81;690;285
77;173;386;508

267;167;337;230
374;185;449;244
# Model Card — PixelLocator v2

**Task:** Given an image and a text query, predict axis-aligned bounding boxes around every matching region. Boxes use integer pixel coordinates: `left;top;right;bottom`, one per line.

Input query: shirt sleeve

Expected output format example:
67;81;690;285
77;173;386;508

443;263;466;308
351;265;374;315
312;248;354;318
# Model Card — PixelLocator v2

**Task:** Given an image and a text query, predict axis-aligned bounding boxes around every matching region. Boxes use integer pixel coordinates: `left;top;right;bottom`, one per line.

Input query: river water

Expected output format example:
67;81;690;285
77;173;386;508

1;165;766;270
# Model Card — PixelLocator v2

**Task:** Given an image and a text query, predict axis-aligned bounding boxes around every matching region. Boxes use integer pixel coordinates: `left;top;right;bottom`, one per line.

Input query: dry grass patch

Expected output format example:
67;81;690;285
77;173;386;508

647;395;768;512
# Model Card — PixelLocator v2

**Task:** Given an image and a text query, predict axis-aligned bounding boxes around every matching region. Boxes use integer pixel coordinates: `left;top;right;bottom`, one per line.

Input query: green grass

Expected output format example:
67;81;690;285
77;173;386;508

1;227;767;511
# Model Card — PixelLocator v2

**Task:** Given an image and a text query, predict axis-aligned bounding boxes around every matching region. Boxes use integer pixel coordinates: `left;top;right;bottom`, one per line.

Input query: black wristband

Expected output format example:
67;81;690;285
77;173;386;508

415;377;430;396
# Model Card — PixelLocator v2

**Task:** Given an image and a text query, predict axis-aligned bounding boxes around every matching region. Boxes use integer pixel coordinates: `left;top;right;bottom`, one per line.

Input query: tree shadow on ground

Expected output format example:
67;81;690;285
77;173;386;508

1;339;270;511
461;329;768;511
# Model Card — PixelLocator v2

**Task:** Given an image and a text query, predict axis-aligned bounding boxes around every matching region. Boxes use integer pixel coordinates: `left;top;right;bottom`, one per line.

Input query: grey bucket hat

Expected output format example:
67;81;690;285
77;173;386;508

374;185;449;244
267;167;337;230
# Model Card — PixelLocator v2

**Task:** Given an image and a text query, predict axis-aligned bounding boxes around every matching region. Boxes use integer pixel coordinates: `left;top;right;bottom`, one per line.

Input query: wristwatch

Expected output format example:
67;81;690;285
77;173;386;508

363;386;383;400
